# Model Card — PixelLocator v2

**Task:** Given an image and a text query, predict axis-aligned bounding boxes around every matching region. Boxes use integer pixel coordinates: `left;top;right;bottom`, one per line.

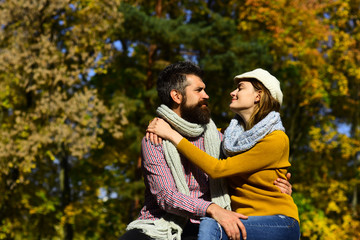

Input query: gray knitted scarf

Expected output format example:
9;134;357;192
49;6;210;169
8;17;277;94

222;111;285;157
127;104;231;240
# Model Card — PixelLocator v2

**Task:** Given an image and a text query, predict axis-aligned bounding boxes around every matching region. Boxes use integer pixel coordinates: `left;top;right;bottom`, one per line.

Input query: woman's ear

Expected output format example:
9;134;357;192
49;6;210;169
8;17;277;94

255;90;262;103
170;89;183;105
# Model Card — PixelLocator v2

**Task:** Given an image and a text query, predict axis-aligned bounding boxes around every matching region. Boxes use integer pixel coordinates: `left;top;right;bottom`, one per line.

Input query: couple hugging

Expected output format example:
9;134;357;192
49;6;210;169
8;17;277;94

120;61;300;240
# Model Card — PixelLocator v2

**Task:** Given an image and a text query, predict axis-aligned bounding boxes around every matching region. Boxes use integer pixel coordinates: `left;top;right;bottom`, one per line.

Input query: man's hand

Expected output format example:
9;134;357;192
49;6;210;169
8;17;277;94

206;204;248;240
274;172;292;195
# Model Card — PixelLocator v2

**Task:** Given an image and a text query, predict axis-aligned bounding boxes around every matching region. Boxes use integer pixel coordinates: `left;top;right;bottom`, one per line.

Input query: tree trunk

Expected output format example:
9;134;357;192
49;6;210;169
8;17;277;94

60;150;73;240
145;0;162;91
351;90;360;215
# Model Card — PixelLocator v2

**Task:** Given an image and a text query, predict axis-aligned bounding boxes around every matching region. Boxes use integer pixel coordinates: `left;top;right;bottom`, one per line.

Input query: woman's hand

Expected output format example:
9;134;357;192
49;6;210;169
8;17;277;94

146;131;163;145
146;118;183;145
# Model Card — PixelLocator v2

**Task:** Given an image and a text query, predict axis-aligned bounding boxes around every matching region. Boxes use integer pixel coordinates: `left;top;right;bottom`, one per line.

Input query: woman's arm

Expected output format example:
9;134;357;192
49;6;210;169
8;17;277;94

176;132;289;178
147;118;293;194
147;118;290;179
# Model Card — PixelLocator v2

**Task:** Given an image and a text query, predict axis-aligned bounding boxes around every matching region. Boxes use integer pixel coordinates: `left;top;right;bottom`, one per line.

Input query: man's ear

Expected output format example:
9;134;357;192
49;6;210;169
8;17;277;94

170;90;183;105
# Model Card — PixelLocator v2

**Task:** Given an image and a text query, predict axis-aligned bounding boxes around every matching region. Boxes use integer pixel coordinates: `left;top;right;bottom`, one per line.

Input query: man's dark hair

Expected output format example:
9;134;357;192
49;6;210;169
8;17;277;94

157;61;204;108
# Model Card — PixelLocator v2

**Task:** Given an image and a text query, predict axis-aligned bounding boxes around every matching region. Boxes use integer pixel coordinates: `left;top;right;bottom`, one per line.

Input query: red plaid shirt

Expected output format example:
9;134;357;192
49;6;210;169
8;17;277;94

137;132;222;223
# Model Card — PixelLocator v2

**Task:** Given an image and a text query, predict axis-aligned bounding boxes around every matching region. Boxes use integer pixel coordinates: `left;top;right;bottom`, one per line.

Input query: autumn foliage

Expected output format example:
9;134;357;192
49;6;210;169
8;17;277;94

0;0;359;239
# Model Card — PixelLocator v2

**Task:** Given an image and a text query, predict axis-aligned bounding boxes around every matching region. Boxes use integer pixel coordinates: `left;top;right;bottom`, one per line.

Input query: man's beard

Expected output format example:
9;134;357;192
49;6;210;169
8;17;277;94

180;99;211;124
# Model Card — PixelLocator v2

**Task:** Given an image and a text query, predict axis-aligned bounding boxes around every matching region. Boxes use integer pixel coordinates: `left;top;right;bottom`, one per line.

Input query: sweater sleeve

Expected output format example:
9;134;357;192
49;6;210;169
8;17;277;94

141;137;212;218
176;131;290;179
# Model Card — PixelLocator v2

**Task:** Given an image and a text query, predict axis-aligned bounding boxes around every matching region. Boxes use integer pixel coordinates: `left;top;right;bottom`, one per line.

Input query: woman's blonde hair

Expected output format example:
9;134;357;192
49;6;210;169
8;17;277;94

237;78;281;130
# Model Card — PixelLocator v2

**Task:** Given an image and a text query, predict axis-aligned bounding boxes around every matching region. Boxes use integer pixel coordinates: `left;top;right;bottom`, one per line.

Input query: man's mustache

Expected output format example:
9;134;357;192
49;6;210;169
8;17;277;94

198;100;209;107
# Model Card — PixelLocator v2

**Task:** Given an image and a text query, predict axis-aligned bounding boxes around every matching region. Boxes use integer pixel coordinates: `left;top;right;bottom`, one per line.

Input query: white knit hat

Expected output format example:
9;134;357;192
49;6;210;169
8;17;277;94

234;68;283;105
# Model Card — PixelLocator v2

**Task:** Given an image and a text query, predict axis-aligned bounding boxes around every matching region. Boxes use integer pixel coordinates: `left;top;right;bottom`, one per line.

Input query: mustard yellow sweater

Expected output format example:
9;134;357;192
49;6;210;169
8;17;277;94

177;130;299;223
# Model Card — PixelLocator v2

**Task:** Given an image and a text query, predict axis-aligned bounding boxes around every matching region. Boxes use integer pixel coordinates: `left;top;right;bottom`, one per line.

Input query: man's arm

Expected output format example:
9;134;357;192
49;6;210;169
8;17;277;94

142;138;248;240
141;137;211;218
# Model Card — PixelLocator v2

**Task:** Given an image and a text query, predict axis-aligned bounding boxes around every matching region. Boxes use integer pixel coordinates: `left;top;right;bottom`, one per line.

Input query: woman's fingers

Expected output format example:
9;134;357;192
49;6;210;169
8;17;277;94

146;118;164;145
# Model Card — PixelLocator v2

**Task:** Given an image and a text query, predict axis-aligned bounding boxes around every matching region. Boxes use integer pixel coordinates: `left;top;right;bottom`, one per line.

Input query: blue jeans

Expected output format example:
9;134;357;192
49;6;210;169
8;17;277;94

198;215;300;240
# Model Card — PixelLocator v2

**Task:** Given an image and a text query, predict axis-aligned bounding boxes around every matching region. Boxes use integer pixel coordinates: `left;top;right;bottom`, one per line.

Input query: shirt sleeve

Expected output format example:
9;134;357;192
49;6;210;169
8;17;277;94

176;131;290;179
141;137;212;218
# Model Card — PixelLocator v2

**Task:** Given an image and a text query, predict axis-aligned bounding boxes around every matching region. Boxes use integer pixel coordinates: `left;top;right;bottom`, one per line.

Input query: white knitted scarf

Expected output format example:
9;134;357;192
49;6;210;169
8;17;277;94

222;111;285;157
127;104;231;240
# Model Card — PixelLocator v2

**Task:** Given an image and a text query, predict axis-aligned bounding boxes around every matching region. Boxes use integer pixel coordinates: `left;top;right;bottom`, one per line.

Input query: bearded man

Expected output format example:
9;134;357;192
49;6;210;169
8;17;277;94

119;62;291;240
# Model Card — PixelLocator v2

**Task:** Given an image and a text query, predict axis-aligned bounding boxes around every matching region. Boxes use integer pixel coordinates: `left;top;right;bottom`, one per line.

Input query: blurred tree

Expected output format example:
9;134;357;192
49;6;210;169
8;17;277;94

0;0;359;239
0;0;126;239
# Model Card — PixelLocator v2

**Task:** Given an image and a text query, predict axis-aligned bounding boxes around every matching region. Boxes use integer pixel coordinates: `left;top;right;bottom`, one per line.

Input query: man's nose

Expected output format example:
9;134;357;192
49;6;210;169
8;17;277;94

203;91;209;99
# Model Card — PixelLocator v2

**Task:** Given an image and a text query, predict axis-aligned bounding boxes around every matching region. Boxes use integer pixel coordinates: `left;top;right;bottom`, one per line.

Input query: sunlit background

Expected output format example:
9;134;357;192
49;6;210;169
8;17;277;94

0;0;359;239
